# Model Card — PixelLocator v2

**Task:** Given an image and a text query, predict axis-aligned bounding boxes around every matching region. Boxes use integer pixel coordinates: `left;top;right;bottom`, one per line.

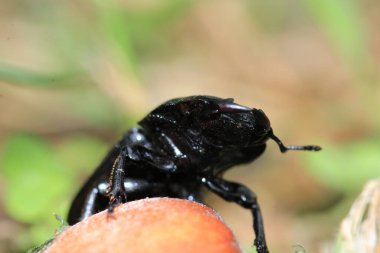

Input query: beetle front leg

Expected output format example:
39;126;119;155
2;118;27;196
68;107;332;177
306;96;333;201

202;177;269;253
107;148;128;212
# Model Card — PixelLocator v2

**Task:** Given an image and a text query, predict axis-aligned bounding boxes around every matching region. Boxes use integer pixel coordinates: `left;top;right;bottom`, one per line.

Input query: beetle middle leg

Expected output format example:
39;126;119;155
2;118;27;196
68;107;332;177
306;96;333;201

202;177;269;253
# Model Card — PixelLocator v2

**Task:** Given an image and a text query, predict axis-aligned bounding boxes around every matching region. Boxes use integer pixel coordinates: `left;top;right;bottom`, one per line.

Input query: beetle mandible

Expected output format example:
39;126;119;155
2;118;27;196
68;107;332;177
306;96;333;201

68;95;321;253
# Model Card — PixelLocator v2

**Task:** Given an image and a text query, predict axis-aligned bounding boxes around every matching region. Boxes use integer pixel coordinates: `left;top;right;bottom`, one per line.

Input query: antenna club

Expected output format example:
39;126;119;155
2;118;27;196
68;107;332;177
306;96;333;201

310;146;322;151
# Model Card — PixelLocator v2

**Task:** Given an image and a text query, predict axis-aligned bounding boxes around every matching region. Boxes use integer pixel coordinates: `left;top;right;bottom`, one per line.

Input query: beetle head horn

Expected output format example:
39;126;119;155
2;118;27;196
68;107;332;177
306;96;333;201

217;99;252;113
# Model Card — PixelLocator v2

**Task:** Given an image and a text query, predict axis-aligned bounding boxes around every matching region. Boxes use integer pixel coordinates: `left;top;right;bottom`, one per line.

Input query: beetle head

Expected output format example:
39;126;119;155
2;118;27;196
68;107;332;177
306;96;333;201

188;97;273;147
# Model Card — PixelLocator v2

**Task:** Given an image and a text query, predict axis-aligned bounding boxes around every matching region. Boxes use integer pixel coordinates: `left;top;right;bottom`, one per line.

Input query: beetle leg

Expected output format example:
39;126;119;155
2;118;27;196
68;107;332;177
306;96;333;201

202;177;269;253
106;147;129;213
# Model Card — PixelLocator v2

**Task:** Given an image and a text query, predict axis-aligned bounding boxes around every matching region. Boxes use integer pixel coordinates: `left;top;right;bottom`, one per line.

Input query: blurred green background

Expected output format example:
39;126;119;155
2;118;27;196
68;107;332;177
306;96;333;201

0;0;379;252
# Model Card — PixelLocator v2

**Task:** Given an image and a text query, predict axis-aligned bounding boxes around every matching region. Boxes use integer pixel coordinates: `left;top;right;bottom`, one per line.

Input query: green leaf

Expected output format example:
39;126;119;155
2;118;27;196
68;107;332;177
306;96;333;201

303;139;380;193
1;133;73;222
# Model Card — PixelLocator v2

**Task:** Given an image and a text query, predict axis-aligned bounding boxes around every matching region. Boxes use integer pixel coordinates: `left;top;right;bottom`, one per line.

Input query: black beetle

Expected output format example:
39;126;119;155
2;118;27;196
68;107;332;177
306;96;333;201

68;95;321;253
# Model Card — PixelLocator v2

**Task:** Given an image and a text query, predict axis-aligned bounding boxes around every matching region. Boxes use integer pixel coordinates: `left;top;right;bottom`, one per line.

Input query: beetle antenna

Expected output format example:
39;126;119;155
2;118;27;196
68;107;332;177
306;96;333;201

269;132;321;153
